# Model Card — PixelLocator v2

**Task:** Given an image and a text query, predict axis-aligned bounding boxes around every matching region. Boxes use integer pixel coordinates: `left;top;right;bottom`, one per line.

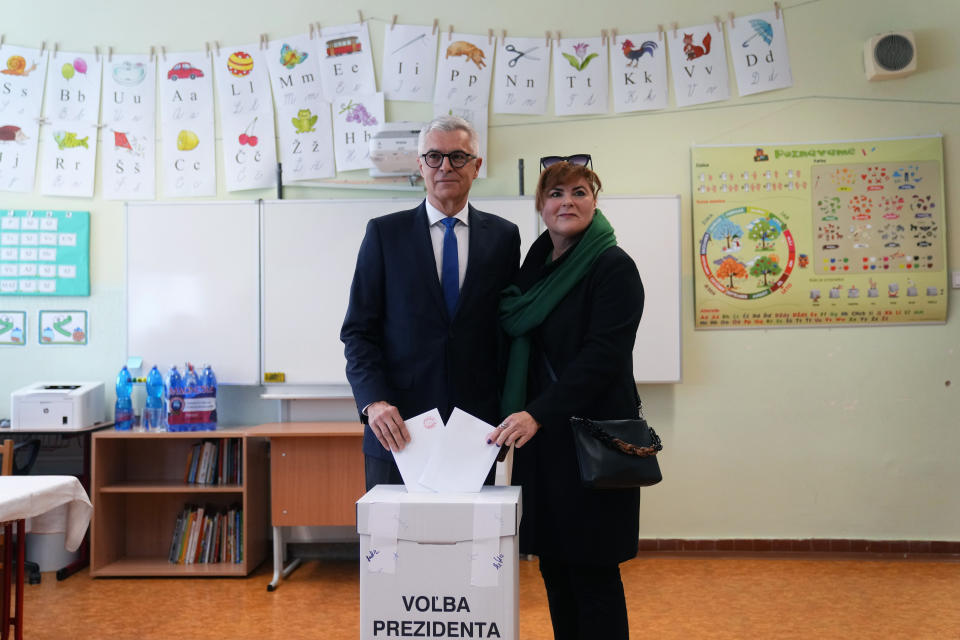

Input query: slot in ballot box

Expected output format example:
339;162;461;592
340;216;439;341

357;485;522;640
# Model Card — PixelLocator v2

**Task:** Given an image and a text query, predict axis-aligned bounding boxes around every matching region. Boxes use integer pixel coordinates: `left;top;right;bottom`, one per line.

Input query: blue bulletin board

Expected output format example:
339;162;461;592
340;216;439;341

0;210;91;296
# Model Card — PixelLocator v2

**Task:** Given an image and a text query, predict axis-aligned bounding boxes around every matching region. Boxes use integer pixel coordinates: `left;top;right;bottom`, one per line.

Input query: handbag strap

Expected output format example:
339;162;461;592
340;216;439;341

571;417;663;457
537;338;643;415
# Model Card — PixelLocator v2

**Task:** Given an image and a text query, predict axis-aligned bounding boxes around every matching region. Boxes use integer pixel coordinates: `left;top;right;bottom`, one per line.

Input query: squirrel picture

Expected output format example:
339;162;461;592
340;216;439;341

683;32;712;60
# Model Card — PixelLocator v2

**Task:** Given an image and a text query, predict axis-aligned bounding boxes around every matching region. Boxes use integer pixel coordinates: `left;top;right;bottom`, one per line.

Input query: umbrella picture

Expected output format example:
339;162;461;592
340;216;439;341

742;19;774;47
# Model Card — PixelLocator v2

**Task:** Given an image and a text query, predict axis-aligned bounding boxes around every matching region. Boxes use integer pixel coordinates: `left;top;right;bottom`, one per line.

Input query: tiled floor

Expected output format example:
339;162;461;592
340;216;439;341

13;554;960;639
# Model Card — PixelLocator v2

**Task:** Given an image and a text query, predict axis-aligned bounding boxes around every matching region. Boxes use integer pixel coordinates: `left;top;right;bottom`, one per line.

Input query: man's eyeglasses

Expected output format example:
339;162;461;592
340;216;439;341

540;154;593;170
420;151;477;169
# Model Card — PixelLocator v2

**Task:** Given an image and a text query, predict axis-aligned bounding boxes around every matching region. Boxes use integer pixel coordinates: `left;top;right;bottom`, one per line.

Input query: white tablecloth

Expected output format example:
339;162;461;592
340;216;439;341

0;476;92;552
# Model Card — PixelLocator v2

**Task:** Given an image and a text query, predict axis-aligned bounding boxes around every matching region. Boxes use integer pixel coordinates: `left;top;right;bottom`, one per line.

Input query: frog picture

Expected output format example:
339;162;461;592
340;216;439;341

292;109;318;133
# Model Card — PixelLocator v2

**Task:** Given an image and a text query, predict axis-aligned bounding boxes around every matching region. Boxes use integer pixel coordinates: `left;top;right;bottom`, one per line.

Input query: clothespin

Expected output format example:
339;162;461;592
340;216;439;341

53;42;59;58
205;42;210;56
611;28;618;45
309;24;315;39
391;15;397;30
488;29;494;45
448;25;453;41
40;41;46;55
0;34;5;51
714;16;722;32
432;19;439;35
545;31;551;47
357;10;364;24
555;30;562;43
728;12;736;28
108;46;113;62
775;2;782;19
161;46;167;61
672;22;678;38
95;46;100;62
501;29;507;41
215;41;221;56
259;34;268;50
149;46;155;62
601;29;608;46
657;25;664;42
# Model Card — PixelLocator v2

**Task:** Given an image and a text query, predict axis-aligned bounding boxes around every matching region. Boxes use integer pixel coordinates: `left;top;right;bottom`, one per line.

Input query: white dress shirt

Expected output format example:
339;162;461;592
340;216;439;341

425;199;469;290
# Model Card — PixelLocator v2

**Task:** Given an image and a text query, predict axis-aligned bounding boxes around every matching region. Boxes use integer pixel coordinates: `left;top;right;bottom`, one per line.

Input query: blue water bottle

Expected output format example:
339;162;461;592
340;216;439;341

166;365;184;432
144;365;166;432
184;363;201;431
201;364;218;431
114;366;133;431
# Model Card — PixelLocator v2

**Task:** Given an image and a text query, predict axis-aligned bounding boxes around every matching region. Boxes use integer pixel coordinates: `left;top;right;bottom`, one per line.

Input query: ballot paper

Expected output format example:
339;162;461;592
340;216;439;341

391;408;444;492
418;408;501;493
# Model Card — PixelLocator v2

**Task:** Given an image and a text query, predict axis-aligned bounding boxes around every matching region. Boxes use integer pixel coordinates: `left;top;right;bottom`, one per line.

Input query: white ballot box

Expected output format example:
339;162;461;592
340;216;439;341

357;485;522;640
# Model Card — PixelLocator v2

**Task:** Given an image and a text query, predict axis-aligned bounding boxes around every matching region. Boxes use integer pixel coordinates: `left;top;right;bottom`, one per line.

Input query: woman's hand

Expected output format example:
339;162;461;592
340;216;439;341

487;411;541;449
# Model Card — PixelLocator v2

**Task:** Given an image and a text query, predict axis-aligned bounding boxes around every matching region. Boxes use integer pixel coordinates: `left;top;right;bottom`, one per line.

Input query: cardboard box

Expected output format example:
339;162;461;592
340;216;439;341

357;485;522;640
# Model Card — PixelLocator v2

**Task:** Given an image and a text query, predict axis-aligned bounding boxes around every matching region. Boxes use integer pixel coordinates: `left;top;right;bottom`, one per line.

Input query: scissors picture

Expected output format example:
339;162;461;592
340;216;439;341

505;44;540;67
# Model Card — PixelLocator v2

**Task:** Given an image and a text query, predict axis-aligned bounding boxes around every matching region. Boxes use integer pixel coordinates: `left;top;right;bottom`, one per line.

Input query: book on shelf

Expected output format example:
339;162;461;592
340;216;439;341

184;438;242;486
168;503;244;564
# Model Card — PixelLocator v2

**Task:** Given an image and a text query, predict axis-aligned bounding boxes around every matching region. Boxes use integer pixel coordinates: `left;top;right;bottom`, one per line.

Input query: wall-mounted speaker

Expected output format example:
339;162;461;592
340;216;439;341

864;31;917;80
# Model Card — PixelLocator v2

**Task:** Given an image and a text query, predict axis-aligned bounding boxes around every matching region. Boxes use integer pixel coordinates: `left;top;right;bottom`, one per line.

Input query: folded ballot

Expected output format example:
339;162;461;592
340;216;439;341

391;407;500;493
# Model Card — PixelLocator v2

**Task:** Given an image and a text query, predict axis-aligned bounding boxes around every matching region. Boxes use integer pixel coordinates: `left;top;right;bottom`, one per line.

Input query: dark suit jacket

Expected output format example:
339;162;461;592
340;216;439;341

511;231;645;564
341;201;520;461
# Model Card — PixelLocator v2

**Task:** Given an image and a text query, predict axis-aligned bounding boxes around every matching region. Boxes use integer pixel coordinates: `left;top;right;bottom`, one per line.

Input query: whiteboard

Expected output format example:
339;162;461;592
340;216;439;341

126;201;261;384
259;196;680;390
259;198;541;390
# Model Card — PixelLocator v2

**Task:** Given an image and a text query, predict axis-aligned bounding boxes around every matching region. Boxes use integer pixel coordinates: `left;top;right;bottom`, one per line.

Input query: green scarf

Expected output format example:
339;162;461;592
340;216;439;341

499;209;617;417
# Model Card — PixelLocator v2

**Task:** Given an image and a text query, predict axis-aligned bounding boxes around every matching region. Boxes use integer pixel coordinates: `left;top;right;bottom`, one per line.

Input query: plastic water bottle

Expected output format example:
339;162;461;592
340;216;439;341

166;365;184;432
184;363;201;431
114;366;133;431
144;365;166;432
200;364;218;431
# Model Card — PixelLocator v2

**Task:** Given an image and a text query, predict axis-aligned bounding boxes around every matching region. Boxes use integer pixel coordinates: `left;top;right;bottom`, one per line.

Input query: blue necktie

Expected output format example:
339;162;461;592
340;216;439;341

440;217;459;317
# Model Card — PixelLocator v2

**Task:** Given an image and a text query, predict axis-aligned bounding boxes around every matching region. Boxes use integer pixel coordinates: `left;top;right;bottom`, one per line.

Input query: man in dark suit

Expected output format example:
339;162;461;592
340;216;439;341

341;115;521;490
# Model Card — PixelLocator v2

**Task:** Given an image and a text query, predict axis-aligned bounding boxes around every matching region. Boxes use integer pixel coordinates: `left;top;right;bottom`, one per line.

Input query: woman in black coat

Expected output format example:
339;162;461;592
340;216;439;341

489;158;644;640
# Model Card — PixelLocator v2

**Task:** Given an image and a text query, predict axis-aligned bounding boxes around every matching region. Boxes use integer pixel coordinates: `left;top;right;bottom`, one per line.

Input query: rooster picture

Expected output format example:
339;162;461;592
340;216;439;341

620;39;658;67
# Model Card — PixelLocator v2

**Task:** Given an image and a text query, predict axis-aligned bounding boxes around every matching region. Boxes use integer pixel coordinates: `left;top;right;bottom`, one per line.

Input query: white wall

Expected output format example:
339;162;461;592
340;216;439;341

2;0;959;540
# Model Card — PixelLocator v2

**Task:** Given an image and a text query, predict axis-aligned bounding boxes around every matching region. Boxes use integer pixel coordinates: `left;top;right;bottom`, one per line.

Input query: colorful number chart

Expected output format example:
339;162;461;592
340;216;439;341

692;136;946;329
0;210;90;296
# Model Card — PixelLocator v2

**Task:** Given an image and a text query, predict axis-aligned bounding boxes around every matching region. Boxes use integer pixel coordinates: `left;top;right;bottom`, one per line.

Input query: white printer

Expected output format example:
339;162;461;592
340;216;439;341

10;382;105;431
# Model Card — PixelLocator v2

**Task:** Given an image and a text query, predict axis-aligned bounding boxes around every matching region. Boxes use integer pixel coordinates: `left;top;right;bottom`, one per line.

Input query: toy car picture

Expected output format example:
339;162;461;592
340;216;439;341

167;62;204;80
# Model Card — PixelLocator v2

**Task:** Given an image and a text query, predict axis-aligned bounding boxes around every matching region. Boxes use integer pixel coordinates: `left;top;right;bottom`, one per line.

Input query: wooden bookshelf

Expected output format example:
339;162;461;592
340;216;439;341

90;427;268;577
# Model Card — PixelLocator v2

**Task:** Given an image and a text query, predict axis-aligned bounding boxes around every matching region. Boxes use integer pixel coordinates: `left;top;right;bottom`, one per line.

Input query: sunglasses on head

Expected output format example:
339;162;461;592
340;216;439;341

540;154;593;170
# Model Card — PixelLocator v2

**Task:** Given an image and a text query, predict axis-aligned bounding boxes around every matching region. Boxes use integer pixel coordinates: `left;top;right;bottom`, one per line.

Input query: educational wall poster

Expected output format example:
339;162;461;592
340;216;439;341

381;23;438;102
38;309;87;344
332;93;384;172
0;209;90;296
0;45;48;193
40;50;102;197
0;310;26;345
213;45;277;192
433;100;488;179
553;36;609;116
435;32;495;110
318;23;377;99
728;10;793;97
266;34;336;182
610;32;669;113
101;53;156;200
668;23;731;107
492;36;550;115
691;136;947;329
160;51;216;197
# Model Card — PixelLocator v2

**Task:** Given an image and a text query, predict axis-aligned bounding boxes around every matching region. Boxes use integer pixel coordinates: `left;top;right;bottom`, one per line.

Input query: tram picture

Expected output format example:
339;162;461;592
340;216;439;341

326;36;362;57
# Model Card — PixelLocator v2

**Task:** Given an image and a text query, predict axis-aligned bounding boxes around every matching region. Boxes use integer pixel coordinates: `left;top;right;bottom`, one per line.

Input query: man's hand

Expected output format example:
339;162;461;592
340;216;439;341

366;401;411;452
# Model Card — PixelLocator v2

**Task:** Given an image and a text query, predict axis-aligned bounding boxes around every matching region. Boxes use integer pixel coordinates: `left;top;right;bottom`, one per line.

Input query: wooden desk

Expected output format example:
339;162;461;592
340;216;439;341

1;476;92;640
244;422;365;591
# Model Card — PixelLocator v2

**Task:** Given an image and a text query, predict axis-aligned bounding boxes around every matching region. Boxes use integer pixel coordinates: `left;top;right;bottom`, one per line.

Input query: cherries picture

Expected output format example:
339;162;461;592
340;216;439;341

239;117;259;147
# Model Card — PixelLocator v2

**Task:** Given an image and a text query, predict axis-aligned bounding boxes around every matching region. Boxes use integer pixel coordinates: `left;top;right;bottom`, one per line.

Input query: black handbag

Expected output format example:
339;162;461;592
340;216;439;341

540;346;663;489
570;411;663;489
